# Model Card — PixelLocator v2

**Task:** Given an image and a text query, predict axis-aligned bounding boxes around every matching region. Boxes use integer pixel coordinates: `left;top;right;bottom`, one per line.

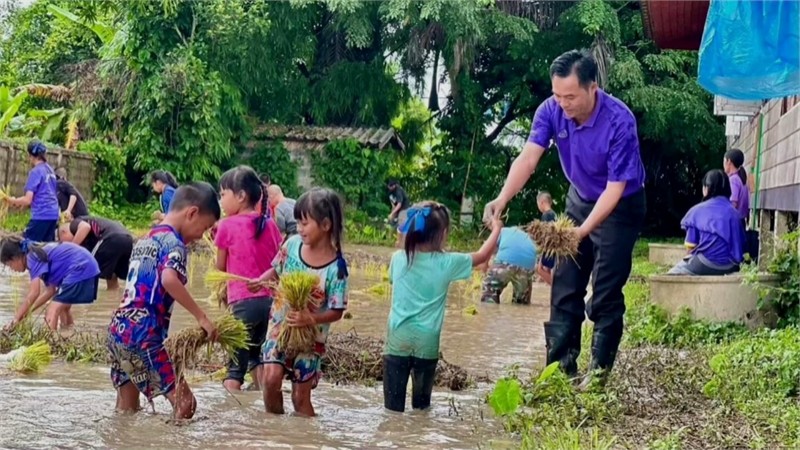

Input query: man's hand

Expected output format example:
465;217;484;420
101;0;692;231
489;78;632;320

286;309;316;327
483;197;508;222
198;316;218;342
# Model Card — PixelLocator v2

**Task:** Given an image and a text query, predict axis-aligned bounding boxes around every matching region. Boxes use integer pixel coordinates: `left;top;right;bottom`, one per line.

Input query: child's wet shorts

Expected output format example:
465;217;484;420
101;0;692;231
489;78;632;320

55;277;99;305
24;219;57;242
261;338;322;387
107;336;176;400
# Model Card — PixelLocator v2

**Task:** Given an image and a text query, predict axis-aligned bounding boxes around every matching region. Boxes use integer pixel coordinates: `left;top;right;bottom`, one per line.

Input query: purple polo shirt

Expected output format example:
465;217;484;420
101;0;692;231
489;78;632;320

728;173;749;220
528;90;645;201
24;162;59;220
27;242;100;287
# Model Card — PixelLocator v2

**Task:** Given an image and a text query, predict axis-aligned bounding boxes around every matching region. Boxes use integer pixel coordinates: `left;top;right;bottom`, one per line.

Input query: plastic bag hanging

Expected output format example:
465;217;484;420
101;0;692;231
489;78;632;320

698;0;800;100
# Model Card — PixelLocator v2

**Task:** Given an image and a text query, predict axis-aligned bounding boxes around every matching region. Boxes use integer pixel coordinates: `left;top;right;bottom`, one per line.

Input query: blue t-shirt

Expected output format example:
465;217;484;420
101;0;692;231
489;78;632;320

160;185;176;213
109;224;187;344
27;242;99;287
495;227;537;271
385;251;472;359
24;163;59;220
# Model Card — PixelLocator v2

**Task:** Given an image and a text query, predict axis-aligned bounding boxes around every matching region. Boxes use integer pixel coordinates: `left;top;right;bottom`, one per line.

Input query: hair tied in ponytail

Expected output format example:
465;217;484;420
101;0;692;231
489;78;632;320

336;249;349;280
20;238;31;253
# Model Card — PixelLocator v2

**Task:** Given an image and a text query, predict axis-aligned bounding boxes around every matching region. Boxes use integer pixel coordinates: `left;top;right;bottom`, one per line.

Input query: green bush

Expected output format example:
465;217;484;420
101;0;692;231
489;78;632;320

77;140;127;206
744;230;800;327
311;139;393;216
244;141;300;198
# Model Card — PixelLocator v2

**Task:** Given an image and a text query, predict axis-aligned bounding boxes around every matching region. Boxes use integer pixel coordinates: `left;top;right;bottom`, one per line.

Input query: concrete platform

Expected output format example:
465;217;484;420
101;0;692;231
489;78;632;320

649;273;778;328
648;243;686;266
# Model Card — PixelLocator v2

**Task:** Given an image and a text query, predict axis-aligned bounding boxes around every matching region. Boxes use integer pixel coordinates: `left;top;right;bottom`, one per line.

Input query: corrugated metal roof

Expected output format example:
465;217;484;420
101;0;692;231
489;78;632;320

254;125;405;151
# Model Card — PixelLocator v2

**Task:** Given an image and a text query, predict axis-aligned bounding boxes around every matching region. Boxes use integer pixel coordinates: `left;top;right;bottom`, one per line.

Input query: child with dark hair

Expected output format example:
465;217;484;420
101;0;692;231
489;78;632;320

215;165;282;391
4;140;59;242
535;191;556;285
149;170;179;223
1;236;99;331
108;182;220;419
383;201;501;412
249;187;349;417
723;149;750;225
58;216;133;290
668;170;745;276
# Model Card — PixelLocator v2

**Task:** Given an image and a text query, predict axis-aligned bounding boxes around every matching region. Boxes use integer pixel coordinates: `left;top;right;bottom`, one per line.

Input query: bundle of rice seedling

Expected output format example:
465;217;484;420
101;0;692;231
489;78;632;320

273;271;320;357
7;340;52;373
525;214;581;259
165;312;249;380
204;269;250;287
59;210;71;225
0;186;10;223
207;281;228;309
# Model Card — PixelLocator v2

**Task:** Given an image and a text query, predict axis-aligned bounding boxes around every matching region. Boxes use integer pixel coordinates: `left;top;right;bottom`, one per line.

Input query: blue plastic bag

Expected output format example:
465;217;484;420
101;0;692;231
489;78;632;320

698;0;800;100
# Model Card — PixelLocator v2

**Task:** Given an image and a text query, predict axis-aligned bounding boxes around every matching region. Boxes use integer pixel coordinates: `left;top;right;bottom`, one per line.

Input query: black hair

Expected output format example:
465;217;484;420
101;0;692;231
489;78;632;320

169;181;222;220
259;173;271;186
55;167;68;180
387;179;398;187
149;170;178;189
27;139;47;162
0;236;48;265
702;169;732;201
724;149;747;185
402;201;451;267
220;165;270;238
294;187;348;279
549;49;597;88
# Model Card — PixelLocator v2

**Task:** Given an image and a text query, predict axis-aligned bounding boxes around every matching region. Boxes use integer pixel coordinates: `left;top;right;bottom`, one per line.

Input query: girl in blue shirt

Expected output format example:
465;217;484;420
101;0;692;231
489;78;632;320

150;170;178;223
384;201;501;412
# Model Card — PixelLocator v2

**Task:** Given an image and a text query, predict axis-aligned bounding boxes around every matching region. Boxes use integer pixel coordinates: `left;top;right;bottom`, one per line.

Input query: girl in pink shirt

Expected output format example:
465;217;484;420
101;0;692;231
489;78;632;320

215;165;282;391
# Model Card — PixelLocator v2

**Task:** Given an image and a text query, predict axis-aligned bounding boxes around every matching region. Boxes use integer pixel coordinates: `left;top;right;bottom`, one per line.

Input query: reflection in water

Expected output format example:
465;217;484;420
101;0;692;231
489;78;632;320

0;257;550;448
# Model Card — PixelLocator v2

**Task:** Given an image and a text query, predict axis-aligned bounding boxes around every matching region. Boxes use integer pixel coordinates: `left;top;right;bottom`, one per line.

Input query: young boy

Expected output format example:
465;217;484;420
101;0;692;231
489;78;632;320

480;226;537;304
107;182;220;419
536;191;556;285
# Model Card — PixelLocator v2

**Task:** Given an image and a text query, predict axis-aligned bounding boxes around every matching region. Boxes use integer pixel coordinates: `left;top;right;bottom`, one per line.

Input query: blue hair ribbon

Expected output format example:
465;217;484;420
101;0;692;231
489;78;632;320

32;142;47;156
399;206;431;234
336;249;349;280
20;238;31;253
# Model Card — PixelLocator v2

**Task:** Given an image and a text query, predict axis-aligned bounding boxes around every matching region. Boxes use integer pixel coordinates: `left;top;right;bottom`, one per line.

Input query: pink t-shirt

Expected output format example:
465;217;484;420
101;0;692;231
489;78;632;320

214;212;282;303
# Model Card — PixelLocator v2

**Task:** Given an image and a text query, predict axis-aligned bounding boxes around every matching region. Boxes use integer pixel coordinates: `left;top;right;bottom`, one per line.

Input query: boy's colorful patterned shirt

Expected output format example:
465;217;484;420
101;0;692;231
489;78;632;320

109;224;187;344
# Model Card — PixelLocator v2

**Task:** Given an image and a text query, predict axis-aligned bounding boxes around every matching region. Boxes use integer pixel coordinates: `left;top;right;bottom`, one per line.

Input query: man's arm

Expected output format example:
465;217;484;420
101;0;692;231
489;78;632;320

497;142;546;204
576;181;626;238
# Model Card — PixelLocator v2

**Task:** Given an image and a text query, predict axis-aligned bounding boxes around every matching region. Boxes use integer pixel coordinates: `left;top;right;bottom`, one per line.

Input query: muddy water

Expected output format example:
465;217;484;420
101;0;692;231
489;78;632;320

0;252;550;449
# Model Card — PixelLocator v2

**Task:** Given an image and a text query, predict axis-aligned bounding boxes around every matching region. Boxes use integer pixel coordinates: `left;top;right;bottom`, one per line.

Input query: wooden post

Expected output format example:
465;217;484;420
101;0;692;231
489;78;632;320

758;209;773;270
775;211;790;237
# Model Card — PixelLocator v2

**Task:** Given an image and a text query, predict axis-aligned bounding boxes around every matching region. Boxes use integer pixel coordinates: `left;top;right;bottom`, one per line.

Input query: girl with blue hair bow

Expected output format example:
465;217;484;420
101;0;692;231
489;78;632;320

383;200;502;412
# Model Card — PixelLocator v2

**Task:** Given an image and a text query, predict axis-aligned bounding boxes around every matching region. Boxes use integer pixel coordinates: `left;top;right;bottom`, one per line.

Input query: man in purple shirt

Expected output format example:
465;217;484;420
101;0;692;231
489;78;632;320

484;49;646;384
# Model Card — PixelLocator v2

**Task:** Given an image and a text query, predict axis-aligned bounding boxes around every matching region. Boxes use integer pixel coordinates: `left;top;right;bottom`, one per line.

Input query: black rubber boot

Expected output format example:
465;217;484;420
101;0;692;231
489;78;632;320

579;320;623;390
544;320;581;378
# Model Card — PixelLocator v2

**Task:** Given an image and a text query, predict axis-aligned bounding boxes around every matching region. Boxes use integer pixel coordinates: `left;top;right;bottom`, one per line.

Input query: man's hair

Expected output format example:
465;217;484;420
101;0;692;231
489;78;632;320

537;191;552;204
549;49;597;88
169;181;221;220
55;167;68;180
387;179;398;187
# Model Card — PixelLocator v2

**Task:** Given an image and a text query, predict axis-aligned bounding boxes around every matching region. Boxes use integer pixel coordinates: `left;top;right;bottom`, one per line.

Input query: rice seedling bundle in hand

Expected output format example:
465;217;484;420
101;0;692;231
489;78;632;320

274;271;320;357
165;312;249;380
0;186;10;224
204;269;250;287
8;340;52;373
525;214;581;259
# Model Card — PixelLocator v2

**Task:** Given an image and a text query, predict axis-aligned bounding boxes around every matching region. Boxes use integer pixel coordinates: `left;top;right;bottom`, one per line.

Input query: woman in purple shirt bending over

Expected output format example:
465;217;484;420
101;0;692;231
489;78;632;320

1;236;100;331
4;140;60;242
668;170;745;276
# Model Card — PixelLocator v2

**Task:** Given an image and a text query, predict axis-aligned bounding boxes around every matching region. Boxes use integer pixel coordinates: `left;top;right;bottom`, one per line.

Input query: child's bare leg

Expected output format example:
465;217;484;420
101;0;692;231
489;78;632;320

261;363;285;414
44;303;65;330
166;379;197;419
291;380;315;417
223;378;242;391
60;307;74;328
249;366;262;390
107;276;120;290
115;382;141;413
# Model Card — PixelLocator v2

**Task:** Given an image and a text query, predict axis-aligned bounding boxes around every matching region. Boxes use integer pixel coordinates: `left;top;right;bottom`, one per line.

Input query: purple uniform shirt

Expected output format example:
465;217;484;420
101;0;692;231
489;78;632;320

528;90;646;201
728;173;750;220
27;242;100;287
24;163;59;220
682;196;745;266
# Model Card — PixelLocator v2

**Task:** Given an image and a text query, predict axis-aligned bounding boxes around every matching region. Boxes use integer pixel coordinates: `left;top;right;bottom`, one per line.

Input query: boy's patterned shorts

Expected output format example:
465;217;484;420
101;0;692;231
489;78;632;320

261;338;322;387
108;336;176;400
481;262;534;304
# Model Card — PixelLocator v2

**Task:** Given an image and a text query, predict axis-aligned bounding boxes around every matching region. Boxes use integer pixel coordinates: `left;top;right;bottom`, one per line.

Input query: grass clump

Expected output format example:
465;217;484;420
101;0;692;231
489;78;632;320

165;312;249;380
8;340;52;373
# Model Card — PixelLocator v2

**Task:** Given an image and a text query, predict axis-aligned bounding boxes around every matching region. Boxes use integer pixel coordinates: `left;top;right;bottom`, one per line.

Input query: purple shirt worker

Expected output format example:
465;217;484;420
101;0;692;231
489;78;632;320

483;49;646;385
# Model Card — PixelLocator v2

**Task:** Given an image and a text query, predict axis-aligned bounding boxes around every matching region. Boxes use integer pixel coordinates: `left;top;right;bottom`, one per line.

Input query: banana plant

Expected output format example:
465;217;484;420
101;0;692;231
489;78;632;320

0;86;29;136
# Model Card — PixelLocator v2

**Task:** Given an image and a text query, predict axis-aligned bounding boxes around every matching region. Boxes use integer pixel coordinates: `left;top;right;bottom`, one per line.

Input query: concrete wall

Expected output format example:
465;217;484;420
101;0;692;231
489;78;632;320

0;140;95;200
